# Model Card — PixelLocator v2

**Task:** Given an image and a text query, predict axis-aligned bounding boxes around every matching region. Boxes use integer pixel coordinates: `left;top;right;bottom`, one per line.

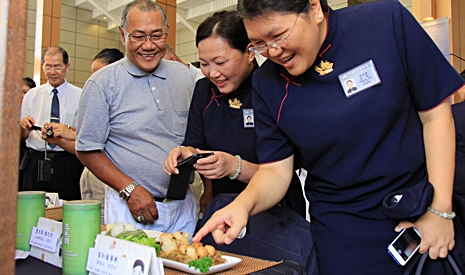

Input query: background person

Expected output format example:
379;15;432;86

76;0;196;235
19;77;37;191
163;43;204;82
194;1;465;274
91;48;125;73
20;46;83;200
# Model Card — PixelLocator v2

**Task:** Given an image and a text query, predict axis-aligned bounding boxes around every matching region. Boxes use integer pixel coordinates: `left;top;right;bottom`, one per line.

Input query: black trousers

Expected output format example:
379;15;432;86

21;149;83;200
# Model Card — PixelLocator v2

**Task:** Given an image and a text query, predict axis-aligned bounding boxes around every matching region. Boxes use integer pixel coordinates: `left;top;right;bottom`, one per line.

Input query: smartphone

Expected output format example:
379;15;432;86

387;228;421;266
176;152;214;167
31;125;42;131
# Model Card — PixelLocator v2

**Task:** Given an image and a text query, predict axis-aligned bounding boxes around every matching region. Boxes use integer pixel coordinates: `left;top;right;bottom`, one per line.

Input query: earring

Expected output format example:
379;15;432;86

318;14;322;19
249;59;253;62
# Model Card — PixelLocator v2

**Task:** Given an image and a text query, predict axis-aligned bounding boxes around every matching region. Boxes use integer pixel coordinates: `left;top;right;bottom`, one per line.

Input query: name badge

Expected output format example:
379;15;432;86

29;226;60;253
86;248;130;275
243;108;254;128
338;60;381;98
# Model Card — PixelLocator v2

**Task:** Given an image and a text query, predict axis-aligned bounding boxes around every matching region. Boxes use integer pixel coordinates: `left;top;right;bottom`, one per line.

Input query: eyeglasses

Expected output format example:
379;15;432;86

249;14;299;54
122;28;168;44
43;65;65;72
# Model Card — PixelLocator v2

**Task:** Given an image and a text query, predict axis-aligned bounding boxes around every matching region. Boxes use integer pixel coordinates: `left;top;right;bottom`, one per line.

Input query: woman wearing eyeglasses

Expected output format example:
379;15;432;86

194;0;465;274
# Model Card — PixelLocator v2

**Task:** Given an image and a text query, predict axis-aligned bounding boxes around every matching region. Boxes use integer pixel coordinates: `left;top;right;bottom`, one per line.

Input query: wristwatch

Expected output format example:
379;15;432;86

119;181;139;201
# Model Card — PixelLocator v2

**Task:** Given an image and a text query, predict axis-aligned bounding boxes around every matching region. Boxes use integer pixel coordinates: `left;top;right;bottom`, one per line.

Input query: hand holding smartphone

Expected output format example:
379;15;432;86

176;152;214;167
387;228;421;266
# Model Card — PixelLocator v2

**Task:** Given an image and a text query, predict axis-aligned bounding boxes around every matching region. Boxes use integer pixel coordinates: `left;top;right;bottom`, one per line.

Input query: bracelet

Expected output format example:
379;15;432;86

67;125;72;130
427;206;456;219
229;155;242;180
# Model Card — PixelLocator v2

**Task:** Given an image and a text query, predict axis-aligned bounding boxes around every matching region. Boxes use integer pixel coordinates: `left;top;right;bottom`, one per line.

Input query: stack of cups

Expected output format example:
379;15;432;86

16;191;46;251
62;200;101;275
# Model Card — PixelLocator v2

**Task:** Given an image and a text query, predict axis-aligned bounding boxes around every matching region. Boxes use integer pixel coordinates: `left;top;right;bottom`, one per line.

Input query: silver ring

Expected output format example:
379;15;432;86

237;226;246;239
137;216;145;223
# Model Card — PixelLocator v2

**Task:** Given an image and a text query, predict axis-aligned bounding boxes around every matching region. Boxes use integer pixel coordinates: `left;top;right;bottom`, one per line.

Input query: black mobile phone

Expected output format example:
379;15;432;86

31;125;42;131
387;228;422;266
165;153;214;201
176;152;214;167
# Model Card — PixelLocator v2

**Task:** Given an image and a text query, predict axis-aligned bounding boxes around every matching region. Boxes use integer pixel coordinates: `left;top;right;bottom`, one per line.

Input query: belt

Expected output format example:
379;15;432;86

28;148;69;159
154;196;174;203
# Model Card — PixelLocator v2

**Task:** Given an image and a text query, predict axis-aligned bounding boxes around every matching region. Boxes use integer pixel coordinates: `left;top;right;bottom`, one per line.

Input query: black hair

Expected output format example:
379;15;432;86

22;77;36;89
196;10;250;53
41;46;69;65
237;0;328;19
133;259;144;270
121;0;167;30
93;48;124;65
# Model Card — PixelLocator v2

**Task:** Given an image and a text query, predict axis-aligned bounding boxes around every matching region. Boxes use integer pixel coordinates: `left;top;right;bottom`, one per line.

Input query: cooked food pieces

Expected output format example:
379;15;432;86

158;231;226;266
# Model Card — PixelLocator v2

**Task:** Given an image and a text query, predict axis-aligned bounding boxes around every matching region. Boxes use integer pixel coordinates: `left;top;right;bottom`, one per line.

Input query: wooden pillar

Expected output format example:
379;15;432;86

157;0;177;49
0;0;28;273
34;0;61;85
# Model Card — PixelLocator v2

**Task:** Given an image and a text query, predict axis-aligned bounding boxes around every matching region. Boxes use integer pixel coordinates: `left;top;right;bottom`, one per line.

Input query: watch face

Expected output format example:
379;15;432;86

119;191;129;201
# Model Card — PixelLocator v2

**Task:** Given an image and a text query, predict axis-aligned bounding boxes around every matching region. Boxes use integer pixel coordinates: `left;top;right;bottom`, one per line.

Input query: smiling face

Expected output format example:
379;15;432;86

119;8;167;73
244;1;326;76
198;36;254;94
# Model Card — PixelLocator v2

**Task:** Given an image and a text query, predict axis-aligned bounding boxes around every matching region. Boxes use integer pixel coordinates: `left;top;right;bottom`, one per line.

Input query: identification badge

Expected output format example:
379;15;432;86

338;60;381;98
243;109;254;128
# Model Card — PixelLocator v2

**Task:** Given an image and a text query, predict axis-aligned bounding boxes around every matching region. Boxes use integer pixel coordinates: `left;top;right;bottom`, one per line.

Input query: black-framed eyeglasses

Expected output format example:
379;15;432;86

121;28;168;44
249;14;299;54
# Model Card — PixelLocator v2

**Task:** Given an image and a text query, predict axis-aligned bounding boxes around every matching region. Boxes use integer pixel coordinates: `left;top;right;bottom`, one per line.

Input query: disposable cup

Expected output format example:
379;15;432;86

62;200;101;275
16;191;46;251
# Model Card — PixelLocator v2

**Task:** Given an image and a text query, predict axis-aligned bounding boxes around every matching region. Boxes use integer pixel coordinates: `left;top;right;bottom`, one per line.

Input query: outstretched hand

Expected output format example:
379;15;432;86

193;201;248;245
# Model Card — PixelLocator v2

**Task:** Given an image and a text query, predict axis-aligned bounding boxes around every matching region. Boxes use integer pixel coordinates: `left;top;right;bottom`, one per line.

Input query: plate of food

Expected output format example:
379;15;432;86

161;255;242;274
104;224;242;274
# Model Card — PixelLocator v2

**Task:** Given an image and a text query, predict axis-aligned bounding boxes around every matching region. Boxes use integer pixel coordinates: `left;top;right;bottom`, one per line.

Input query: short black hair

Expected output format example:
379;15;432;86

237;0;328;19
93;48;124;65
196;10;250;53
41;46;69;65
22;77;36;89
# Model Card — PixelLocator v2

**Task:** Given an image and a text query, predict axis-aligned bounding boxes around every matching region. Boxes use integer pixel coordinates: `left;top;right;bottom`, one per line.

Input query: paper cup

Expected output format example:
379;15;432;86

62;200;101;275
16;191;46;251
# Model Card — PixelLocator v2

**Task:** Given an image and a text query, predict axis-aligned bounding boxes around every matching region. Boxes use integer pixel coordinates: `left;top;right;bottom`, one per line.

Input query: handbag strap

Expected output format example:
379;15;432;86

405;251;463;275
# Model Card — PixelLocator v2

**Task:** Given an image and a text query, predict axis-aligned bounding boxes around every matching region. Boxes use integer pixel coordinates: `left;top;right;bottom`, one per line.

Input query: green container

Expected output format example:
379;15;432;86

16;191;46;251
62;200;101;275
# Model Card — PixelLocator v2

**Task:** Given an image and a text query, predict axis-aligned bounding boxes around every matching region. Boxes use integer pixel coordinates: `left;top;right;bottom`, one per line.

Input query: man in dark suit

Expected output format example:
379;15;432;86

346;79;357;94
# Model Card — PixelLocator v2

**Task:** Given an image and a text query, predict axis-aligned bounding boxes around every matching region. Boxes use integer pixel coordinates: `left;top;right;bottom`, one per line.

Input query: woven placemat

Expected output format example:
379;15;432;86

163;252;281;275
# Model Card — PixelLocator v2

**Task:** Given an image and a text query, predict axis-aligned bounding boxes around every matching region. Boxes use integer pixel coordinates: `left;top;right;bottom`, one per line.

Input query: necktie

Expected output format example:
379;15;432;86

51;88;60;123
50;88;59;149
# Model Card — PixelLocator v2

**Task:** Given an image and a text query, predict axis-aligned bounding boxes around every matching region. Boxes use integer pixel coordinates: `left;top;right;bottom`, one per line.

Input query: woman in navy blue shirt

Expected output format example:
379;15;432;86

194;0;465;274
164;11;258;214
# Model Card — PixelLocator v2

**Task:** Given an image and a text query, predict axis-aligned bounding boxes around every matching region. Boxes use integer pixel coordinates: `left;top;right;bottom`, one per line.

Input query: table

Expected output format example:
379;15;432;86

16;255;306;275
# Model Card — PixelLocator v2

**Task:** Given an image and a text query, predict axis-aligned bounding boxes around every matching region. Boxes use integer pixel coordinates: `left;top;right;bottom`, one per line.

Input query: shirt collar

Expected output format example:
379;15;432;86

316;6;337;61
47;80;68;95
122;56;167;79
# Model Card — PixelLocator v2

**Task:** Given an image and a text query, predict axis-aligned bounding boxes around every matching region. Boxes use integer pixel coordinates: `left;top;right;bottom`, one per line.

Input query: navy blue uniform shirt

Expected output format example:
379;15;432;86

252;2;465;274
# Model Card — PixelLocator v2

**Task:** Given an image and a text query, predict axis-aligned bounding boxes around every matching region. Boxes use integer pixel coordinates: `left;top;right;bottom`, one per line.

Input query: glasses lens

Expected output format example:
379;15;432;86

44;66;64;72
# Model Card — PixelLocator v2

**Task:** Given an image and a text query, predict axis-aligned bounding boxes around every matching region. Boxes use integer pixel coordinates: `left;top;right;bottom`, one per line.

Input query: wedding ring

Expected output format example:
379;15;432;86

137;216;145;223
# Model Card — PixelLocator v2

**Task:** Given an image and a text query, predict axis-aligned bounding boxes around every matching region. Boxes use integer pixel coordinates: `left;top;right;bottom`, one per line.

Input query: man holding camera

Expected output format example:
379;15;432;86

20;46;83;200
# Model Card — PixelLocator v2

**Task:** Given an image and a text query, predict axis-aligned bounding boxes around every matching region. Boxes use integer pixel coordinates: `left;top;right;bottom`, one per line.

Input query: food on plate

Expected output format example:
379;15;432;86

188;256;214;273
106;222;137;236
105;222;161;254
158;231;226;272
